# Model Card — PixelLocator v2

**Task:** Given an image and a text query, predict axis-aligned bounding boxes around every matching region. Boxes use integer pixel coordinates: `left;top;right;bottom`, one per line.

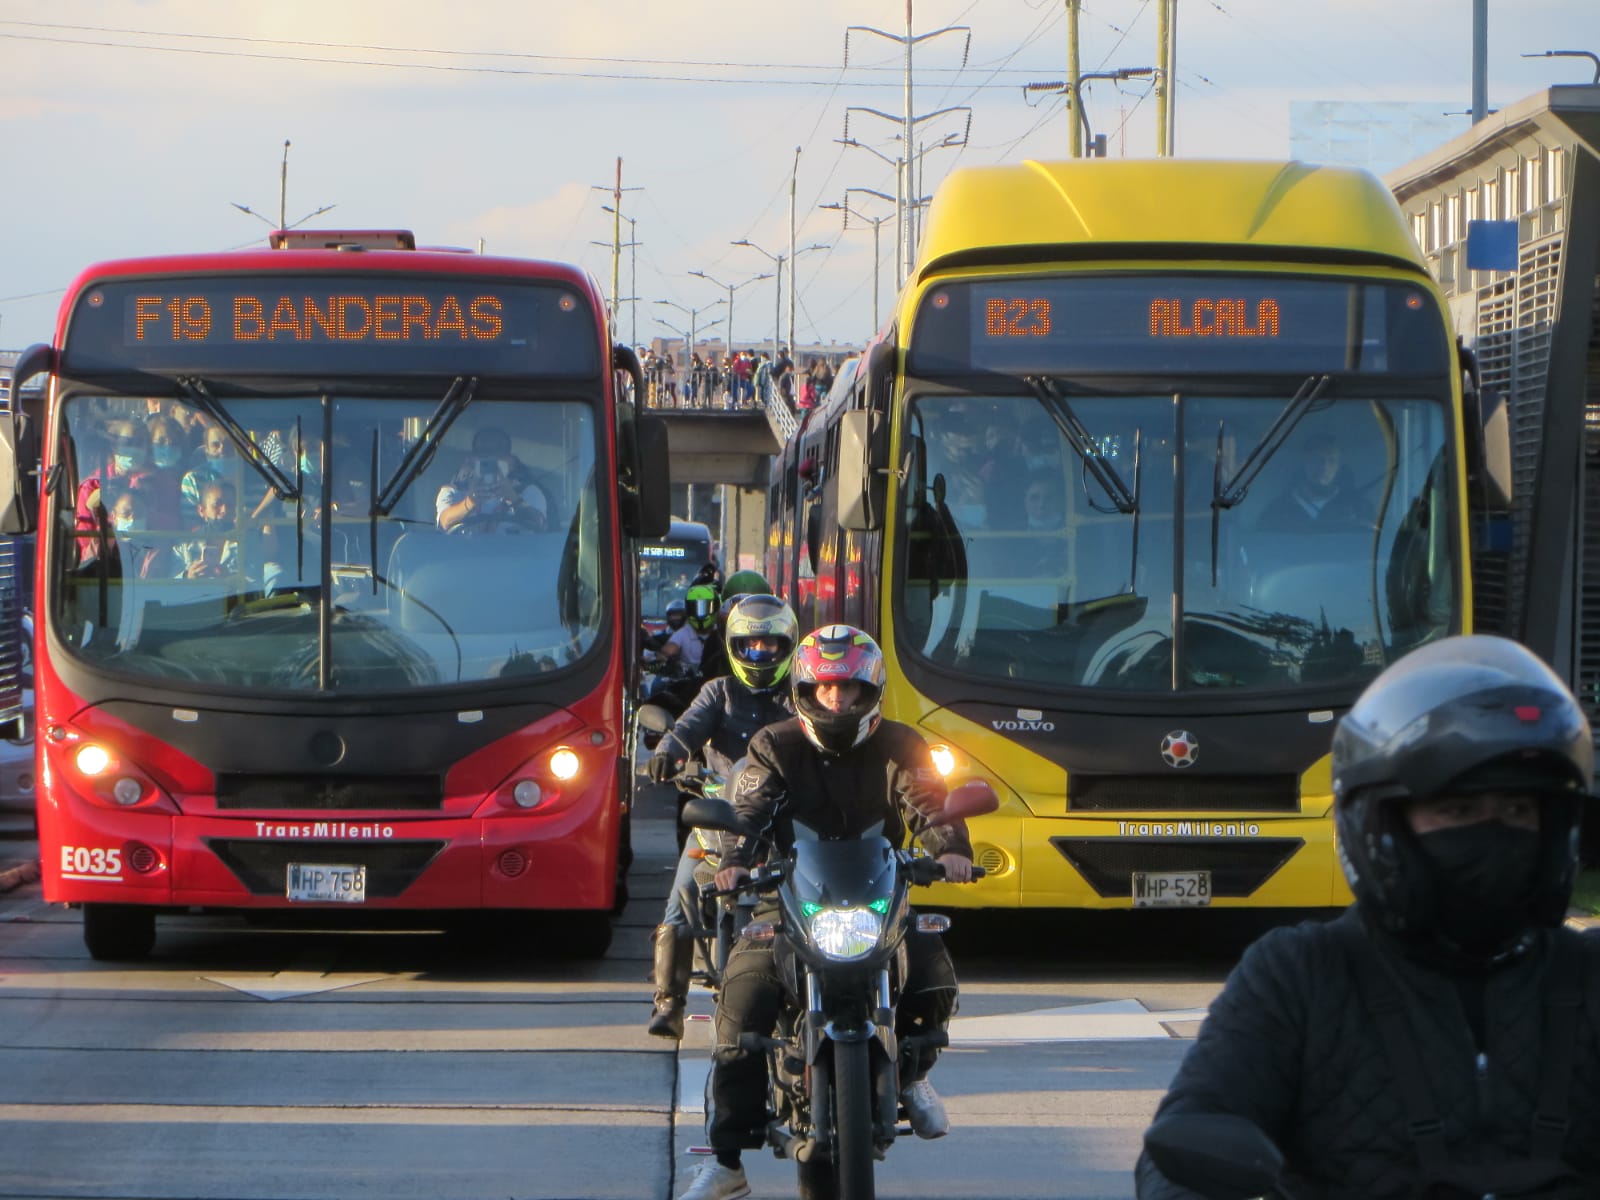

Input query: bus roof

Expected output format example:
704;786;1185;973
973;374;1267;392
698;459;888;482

916;159;1426;279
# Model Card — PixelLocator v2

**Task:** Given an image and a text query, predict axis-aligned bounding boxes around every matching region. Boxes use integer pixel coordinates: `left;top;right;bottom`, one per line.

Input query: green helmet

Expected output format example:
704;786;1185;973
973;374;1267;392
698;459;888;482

685;582;720;633
723;569;770;597
724;594;799;691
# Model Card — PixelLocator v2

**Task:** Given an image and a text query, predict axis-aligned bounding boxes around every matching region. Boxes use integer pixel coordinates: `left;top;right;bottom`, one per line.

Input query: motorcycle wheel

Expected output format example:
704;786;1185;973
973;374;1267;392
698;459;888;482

796;1155;837;1200
831;1039;877;1200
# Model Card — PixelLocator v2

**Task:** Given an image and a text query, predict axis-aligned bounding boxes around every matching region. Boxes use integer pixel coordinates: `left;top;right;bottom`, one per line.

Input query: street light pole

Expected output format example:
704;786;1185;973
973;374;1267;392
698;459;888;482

655;299;725;401
689;270;773;360
822;194;892;331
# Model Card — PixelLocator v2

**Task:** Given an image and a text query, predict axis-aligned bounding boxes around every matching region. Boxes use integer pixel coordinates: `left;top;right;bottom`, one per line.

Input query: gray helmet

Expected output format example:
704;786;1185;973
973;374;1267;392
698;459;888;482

1332;635;1592;952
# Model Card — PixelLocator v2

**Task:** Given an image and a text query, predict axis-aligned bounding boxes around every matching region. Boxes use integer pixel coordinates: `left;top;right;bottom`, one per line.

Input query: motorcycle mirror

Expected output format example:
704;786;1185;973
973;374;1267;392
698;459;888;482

937;779;1000;824
1142;1114;1284;1199
679;796;759;840
636;704;675;735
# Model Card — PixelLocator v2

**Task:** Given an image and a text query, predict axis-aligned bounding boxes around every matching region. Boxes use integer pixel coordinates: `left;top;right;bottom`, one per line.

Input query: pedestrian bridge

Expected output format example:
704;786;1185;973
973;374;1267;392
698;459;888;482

645;395;797;488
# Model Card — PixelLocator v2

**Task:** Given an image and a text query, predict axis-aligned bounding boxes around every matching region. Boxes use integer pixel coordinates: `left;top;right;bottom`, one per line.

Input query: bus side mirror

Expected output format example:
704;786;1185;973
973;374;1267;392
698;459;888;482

0;342;48;537
633;415;671;539
1459;344;1511;510
837;409;885;531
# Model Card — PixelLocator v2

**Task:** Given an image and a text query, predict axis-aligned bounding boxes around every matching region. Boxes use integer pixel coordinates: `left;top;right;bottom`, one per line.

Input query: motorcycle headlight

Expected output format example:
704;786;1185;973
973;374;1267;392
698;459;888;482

803;901;887;960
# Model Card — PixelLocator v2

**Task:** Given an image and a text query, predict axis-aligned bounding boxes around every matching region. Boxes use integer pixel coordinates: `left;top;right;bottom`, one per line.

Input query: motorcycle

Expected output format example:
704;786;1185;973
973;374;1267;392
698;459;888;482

1142;1113;1290;1199
682;778;999;1200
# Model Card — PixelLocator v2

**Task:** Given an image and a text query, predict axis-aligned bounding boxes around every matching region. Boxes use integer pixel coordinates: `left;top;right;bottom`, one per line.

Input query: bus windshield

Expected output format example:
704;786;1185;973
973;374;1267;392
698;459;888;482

637;527;713;620
53;392;603;692
897;387;1454;693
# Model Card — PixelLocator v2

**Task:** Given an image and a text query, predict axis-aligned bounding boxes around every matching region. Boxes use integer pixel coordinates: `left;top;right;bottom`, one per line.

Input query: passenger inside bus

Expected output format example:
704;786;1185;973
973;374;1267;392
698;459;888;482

434;426;550;534
1255;433;1371;532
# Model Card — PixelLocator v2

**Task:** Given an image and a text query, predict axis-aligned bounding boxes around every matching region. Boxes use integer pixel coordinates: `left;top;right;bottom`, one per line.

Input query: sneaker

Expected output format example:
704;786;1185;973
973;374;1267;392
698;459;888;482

899;1078;950;1139
678;1160;750;1200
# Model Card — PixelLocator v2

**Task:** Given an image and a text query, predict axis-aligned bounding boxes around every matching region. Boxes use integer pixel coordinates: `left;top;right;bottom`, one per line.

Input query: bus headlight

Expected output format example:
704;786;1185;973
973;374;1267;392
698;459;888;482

511;780;543;809
548;747;581;781
111;777;144;806
76;744;112;776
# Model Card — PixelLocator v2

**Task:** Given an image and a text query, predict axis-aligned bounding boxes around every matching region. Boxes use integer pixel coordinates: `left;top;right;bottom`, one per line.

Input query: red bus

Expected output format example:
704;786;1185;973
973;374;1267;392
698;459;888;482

0;230;669;960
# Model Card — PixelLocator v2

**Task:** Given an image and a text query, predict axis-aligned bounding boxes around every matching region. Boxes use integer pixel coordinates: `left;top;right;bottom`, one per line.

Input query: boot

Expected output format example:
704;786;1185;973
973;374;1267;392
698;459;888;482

647;923;692;1039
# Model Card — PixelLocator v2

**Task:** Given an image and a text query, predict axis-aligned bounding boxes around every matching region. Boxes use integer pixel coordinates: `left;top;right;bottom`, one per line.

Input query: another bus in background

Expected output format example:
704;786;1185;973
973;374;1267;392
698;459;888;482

0;228;669;959
769;160;1499;915
637;517;714;637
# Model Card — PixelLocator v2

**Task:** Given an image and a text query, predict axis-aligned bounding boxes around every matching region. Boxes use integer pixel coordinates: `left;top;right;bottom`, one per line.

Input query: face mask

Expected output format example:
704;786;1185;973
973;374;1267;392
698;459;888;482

114;452;143;473
114;516;144;533
1417;822;1540;953
151;445;182;469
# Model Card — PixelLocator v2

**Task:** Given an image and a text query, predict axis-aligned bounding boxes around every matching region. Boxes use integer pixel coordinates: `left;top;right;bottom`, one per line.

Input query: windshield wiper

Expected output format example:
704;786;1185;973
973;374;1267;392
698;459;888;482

1024;376;1138;514
372;376;478;518
1208;374;1332;587
1212;375;1332;510
175;377;300;502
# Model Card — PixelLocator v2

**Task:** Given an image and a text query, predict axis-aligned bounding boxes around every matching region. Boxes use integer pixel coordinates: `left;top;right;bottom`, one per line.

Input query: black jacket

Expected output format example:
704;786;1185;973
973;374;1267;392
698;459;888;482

658;676;793;780
1136;907;1600;1200
725;717;973;870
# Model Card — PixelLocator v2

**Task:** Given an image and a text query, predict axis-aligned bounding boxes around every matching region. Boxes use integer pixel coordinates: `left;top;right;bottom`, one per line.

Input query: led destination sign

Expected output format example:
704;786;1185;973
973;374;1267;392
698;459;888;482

63;274;600;377
911;275;1449;376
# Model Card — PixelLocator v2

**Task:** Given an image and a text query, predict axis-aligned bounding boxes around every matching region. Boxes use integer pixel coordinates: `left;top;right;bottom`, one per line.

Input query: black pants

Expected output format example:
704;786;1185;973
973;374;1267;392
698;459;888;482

704;926;959;1152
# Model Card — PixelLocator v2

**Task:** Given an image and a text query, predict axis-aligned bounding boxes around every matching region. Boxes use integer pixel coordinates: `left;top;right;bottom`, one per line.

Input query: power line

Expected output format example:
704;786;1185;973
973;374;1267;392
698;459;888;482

0;20;1097;87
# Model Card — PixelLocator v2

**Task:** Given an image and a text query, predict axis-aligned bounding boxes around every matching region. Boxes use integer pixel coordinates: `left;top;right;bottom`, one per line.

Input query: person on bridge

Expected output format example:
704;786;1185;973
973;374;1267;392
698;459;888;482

644;592;799;1039
679;624;975;1200
1135;634;1600;1200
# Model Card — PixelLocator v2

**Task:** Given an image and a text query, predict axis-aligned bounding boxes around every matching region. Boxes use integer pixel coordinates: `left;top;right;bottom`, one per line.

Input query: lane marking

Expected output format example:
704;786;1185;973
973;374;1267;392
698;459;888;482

674;997;1207;1115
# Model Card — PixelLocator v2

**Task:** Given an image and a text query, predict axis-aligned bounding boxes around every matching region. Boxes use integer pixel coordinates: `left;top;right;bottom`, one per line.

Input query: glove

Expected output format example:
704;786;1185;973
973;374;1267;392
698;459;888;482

646;753;678;784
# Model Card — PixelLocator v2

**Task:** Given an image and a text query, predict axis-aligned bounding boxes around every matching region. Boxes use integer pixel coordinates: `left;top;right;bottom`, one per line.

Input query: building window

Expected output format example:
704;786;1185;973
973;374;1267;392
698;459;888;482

1548;146;1565;203
1504;165;1520;217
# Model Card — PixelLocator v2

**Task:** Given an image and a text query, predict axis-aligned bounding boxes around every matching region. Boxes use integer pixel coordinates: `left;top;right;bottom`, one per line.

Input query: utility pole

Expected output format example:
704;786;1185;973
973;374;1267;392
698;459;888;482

597;206;640;346
1156;0;1178;155
1025;69;1155;159
231;139;334;233
1471;0;1488;124
789;146;801;366
845;11;970;275
590;159;641;328
1067;1;1083;158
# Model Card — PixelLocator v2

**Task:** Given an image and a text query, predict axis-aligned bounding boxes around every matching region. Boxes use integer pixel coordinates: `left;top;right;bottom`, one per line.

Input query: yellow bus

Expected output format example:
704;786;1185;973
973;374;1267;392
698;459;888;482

768;159;1486;911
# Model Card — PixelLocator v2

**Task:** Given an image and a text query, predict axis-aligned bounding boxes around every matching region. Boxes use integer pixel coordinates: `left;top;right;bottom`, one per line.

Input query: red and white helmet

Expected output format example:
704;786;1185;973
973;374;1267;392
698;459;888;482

791;624;887;754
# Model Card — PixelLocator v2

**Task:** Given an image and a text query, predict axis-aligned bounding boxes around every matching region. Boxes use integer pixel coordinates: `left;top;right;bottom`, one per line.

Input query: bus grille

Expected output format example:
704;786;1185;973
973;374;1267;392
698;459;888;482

1050;837;1303;898
207;839;448;898
215;774;444;812
1069;774;1300;812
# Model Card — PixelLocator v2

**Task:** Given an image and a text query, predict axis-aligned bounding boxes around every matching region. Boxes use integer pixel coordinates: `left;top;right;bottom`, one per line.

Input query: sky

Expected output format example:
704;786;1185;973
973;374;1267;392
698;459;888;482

1;0;1596;354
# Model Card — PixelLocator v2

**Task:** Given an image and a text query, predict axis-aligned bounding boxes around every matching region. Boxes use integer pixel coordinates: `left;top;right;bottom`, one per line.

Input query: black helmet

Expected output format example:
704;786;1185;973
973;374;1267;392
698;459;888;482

1332;635;1592;957
664;599;687;630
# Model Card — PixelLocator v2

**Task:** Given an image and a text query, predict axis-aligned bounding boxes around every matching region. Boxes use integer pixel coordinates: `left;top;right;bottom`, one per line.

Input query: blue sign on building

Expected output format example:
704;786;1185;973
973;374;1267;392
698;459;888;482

1466;219;1519;271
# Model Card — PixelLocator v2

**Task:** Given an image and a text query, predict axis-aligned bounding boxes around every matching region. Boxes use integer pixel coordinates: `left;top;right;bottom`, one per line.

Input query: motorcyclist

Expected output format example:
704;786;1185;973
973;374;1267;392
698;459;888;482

643;593;799;1039
1136;634;1600;1200
678;624;975;1200
698;569;772;683
643;598;688;656
661;581;719;672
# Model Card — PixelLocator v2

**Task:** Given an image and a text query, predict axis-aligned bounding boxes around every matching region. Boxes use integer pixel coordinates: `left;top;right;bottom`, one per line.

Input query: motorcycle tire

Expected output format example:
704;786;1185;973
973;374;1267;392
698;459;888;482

797;1040;875;1200
796;1155;837;1200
